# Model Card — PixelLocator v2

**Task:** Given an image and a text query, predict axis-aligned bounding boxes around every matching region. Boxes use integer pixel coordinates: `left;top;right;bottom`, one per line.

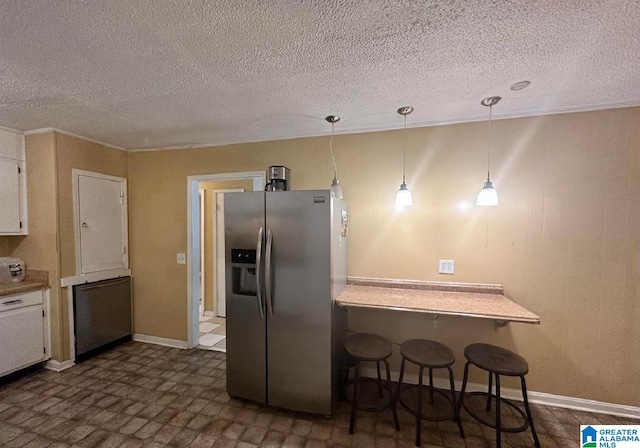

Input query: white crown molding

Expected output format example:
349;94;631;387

360;366;640;420
0;124;23;134
129;100;640;153
44;359;75;372
24;127;127;151
132;334;189;349
23;127;55;135
11;100;640;154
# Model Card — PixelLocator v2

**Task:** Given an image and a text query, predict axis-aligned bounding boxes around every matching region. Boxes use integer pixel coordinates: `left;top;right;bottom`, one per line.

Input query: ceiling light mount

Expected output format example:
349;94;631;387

397;106;414;116
480;96;502;107
510;80;531;91
325;115;340;124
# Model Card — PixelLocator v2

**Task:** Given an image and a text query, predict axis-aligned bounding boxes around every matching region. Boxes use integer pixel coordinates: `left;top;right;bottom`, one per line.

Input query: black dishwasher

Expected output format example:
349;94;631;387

73;276;132;359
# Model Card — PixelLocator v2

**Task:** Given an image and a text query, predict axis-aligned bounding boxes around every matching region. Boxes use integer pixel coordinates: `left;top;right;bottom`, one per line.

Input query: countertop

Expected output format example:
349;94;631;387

336;277;540;324
0;270;49;297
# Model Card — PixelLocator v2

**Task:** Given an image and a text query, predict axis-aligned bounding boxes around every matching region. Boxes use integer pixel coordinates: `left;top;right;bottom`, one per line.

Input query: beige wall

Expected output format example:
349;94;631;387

129;107;640;406
7;133;62;358
0;238;8;256
55;132;129;278
8;131;128;361
200;180;254;313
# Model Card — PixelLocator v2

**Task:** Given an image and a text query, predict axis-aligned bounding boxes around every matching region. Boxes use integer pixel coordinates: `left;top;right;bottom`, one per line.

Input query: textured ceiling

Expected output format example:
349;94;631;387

1;0;639;150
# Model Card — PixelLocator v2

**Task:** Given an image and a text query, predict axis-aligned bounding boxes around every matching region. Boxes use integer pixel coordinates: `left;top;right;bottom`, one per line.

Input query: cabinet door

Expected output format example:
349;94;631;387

0;306;44;375
77;173;127;274
0;159;21;233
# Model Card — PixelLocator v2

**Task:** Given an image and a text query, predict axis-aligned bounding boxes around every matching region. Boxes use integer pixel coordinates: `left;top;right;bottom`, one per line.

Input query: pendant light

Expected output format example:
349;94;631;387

326;115;343;199
395;106;413;207
476;96;501;207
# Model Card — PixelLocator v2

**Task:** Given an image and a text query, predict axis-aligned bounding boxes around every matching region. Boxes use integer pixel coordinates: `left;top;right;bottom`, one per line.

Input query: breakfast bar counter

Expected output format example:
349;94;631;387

337;277;540;325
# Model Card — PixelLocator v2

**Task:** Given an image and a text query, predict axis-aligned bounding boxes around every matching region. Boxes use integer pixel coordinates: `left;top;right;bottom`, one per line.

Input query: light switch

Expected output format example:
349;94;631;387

177;253;186;264
439;259;454;275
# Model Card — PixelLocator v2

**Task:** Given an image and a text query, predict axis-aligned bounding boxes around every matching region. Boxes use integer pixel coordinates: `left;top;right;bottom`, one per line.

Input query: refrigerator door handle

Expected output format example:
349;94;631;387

255;226;265;320
265;227;274;320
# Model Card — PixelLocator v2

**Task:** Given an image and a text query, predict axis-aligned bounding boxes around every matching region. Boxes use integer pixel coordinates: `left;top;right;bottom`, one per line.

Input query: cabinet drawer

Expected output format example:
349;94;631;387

0;290;43;311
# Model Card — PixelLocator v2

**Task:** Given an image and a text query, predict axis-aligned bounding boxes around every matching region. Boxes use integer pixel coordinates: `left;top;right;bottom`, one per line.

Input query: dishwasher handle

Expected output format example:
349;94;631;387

77;277;130;291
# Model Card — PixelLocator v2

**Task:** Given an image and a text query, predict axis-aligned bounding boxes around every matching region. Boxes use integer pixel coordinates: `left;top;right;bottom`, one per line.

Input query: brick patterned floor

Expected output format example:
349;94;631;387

0;341;636;447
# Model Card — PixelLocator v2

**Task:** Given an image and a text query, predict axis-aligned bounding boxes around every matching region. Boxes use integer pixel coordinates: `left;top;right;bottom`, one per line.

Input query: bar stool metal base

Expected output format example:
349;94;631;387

462;392;528;432
344;377;395;412
397;384;457;422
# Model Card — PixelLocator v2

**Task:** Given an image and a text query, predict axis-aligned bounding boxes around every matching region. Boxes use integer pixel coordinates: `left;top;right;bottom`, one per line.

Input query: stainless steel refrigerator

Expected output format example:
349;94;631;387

225;190;348;415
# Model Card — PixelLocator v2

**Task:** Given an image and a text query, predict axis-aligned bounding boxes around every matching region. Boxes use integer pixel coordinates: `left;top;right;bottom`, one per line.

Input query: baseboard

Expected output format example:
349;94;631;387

360;367;640;420
44;359;75;372
203;311;216;317
132;334;189;349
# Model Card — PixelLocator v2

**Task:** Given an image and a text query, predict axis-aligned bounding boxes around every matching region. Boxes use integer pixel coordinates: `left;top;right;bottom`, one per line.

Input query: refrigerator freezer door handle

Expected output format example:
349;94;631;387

265;227;274;320
255;226;265;320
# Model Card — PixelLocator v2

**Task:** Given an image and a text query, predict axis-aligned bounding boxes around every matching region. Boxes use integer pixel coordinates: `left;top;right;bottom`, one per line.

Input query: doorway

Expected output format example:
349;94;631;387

186;171;265;350
197;187;244;352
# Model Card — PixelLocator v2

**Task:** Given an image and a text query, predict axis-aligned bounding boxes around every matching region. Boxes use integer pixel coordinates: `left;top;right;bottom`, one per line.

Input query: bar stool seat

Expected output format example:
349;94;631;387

464;343;528;376
457;343;540;448
345;333;393;360
395;339;463;447
401;339;455;367
344;333;399;435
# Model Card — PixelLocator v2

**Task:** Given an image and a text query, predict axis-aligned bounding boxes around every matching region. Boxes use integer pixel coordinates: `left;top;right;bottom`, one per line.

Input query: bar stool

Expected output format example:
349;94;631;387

344;333;400;435
457;343;540;448
395;339;464;447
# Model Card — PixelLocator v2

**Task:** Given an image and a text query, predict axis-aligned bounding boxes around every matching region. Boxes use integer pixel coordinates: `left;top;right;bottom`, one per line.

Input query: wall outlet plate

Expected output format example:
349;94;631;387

439;259;454;275
177;253;186;264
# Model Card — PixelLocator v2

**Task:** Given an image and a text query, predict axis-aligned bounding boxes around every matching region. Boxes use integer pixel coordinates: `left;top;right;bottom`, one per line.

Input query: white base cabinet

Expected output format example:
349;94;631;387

0;289;49;376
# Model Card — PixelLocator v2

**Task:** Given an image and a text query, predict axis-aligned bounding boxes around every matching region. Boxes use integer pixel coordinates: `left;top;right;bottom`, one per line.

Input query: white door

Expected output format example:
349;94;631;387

215;189;244;317
76;171;128;274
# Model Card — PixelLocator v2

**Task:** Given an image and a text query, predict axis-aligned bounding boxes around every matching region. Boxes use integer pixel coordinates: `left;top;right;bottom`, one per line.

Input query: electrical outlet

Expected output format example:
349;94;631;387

177;253;186;264
439;259;455;275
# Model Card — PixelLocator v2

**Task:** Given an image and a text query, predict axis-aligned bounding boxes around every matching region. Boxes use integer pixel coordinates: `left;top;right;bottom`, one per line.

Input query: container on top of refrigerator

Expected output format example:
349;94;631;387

0;257;26;283
265;166;290;191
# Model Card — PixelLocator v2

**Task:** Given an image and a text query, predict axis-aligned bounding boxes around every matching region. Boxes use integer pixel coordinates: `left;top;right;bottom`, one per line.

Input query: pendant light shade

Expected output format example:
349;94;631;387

477;180;498;206
330;176;343;199
395;181;413;207
395;106;413;207
326;115;343;199
477;96;500;207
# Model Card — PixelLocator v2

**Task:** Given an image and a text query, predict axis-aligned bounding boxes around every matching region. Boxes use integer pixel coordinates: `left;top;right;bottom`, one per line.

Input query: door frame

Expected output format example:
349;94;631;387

212;188;245;317
199;189;205;317
186;171;265;349
72;169;129;276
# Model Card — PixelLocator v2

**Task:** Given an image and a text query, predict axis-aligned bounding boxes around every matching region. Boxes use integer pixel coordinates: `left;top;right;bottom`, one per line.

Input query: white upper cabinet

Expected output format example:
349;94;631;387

0;128;27;235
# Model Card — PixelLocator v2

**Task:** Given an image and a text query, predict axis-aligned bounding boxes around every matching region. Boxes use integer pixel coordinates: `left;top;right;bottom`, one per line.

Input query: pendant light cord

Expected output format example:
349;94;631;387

487;105;493;182
402;114;407;183
329;122;337;178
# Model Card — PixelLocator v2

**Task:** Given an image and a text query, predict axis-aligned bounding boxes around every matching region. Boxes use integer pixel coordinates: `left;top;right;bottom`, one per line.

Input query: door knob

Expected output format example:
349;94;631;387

82;222;88;228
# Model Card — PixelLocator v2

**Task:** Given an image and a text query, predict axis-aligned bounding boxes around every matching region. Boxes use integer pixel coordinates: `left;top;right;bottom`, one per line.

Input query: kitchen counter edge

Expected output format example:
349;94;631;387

0;270;49;297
